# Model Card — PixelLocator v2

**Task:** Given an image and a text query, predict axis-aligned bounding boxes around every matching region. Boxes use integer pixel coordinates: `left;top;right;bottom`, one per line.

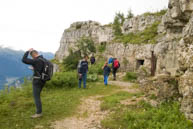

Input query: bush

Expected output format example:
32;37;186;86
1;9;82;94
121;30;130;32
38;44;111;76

124;72;137;81
144;9;167;17
97;43;106;53
46;72;78;88
88;62;104;75
76;36;96;56
87;74;98;82
63;50;81;71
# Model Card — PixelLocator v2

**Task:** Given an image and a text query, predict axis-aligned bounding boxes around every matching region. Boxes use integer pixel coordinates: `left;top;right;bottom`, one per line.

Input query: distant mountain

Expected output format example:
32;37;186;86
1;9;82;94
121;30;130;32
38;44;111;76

0;47;54;89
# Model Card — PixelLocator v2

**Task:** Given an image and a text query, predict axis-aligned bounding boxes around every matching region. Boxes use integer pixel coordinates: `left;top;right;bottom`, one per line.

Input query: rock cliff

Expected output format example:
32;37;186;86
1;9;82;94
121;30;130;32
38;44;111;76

55;21;113;62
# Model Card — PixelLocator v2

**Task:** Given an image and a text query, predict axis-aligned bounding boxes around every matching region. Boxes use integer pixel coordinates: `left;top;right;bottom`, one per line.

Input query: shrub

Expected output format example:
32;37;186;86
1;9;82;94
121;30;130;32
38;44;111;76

87;74;98;82
63;50;81;71
124;72;137;81
144;9;167;17
88;62;104;75
76;36;96;56
46;72;78;88
97;43;106;53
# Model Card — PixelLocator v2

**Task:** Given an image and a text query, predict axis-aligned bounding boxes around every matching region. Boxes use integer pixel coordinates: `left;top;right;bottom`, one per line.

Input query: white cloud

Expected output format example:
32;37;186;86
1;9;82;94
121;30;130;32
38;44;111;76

0;0;169;53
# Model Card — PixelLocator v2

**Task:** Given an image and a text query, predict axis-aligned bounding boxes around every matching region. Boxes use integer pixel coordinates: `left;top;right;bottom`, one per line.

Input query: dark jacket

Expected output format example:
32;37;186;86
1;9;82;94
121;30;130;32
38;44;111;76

79;60;88;74
90;56;95;64
22;51;44;77
103;66;111;76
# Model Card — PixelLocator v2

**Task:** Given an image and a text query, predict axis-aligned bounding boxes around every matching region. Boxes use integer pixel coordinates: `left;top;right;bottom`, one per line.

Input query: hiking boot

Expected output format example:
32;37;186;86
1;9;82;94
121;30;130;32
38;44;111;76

31;113;42;118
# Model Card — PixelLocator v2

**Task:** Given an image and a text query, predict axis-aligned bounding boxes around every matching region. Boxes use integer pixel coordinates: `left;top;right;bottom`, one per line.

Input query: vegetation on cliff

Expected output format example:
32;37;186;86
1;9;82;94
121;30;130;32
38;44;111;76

114;21;160;44
144;9;167;17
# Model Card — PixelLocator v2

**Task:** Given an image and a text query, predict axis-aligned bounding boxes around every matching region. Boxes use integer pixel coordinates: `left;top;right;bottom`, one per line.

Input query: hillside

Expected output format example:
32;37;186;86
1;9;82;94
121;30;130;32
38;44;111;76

1;0;193;129
0;47;54;89
54;0;193;123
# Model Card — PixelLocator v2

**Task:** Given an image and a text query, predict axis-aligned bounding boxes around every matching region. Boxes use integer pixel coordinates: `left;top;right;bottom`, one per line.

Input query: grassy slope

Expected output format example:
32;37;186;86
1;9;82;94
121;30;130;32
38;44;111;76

101;94;193;129
0;82;118;129
0;80;193;129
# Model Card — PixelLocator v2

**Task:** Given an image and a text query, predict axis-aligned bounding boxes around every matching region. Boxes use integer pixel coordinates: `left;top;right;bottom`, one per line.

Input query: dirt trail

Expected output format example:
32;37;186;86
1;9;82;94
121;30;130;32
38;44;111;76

52;95;107;129
51;81;139;129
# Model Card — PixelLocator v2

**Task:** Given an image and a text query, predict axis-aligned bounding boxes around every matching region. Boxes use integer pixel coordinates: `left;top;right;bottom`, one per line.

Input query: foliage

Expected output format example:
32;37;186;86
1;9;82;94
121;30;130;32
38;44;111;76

0;82;118;129
144;9;167;17
126;9;134;19
124;72;138;81
46;71;78;88
97;43;106;53
102;23;113;27
63;50;81;70
113;12;124;37
76;36;96;57
114;21;160;44
87;74;98;82
101;101;193;129
88;62;105;75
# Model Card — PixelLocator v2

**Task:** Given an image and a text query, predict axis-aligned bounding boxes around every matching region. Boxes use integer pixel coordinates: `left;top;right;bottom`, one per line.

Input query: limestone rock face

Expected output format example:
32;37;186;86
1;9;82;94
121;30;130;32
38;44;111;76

55;21;113;62
123;15;162;34
177;16;193;120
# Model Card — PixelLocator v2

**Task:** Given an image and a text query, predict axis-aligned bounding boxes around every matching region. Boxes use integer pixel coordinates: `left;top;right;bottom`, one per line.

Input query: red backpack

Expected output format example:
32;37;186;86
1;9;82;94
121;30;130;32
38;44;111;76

113;60;119;68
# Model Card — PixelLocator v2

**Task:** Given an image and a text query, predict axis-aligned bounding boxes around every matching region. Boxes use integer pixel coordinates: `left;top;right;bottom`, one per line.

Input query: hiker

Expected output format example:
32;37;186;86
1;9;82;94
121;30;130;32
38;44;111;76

78;55;88;88
22;48;53;118
102;62;111;86
108;56;113;64
90;54;95;65
112;58;120;80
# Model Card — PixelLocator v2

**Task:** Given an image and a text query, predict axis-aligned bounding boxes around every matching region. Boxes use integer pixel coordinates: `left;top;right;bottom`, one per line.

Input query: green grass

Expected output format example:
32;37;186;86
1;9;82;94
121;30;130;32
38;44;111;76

114;21;160;44
101;100;193;129
100;91;143;111
0;82;118;129
124;72;138;82
143;9;167;17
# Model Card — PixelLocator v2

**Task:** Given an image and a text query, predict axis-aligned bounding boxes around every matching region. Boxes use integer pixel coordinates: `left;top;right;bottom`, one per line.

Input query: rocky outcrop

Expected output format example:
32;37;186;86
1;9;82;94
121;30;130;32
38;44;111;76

123;15;162;34
161;0;193;121
55;21;113;62
140;73;180;103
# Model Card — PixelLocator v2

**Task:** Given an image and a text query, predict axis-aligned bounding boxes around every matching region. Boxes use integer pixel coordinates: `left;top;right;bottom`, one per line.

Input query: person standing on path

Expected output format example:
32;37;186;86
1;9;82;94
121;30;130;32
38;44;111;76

22;48;45;118
78;56;89;88
112;58;120;80
102;62;111;86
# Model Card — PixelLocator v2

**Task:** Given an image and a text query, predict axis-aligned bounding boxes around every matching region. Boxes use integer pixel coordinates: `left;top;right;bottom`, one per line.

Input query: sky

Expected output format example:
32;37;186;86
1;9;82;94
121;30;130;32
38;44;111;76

0;0;169;53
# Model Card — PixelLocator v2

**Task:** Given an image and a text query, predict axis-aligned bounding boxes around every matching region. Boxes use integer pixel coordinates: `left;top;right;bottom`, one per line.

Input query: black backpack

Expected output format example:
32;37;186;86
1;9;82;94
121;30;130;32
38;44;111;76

39;58;53;81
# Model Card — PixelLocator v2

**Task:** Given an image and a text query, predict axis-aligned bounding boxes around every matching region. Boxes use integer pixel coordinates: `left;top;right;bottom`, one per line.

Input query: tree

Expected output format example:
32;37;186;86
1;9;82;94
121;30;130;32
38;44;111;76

116;12;125;25
76;36;96;56
127;9;134;19
113;12;124;37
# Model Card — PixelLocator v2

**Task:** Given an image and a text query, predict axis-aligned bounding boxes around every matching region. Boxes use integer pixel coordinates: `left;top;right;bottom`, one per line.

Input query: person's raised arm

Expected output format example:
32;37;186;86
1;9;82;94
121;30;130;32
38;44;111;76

22;48;36;65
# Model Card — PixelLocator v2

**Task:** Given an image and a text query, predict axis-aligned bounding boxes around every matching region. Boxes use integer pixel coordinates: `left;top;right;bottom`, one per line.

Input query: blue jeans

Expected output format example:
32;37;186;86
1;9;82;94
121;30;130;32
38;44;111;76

104;75;108;86
79;73;87;88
